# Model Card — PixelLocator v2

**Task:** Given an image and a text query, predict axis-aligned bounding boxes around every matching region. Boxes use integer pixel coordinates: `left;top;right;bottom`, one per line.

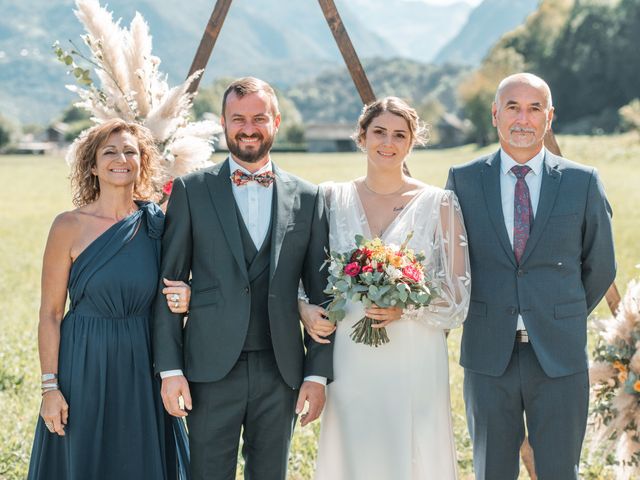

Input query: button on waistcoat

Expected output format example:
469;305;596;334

235;203;274;351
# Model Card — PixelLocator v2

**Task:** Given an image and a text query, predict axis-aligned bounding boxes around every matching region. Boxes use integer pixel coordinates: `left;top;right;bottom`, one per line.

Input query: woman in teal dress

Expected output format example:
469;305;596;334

28;119;191;479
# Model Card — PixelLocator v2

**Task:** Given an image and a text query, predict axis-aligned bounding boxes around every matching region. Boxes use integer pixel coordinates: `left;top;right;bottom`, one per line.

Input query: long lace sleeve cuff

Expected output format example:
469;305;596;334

298;281;309;303
410;190;471;330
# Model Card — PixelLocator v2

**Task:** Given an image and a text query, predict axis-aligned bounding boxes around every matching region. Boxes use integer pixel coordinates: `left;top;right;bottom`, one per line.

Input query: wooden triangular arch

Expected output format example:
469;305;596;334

184;0;375;105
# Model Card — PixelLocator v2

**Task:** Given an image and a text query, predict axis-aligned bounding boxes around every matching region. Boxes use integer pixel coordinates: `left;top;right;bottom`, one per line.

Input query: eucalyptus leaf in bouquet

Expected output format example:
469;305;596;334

323;232;437;347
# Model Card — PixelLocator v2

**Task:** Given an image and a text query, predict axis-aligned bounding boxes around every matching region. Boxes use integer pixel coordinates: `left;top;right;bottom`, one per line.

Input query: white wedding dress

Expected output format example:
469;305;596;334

314;182;471;480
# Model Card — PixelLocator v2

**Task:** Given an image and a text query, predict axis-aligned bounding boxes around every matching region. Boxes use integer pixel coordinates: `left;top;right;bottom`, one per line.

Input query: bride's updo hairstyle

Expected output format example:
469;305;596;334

352;96;429;152
69;119;162;207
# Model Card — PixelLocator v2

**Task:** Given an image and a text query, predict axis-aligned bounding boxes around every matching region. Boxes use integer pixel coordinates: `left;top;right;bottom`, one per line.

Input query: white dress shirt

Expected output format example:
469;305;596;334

228;156;274;250
499;147;545;331
162;156;325;385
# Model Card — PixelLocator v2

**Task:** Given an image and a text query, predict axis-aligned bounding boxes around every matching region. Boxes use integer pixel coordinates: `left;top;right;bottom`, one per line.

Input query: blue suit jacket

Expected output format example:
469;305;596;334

446;150;616;378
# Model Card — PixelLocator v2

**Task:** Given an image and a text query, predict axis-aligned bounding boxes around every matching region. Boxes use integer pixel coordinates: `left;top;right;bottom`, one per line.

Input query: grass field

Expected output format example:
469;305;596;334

1;133;638;479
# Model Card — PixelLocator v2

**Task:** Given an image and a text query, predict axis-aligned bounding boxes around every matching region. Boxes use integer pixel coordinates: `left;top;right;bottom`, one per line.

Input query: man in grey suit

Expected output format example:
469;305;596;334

446;73;616;479
153;77;333;480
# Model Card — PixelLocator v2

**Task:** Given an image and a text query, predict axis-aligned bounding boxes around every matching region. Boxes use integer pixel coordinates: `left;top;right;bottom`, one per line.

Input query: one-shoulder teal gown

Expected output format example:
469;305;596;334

28;202;186;480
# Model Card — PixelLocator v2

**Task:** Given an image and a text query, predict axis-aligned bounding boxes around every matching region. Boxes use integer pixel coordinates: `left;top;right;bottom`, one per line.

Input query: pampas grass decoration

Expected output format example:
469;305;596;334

590;280;640;478
74;0;132;118
125;12;153;117
63;0;222;197
144;70;202;143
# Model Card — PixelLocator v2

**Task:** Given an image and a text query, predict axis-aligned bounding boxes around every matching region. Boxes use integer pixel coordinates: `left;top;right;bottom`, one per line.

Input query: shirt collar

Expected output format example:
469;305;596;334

228;155;273;176
500;147;545;176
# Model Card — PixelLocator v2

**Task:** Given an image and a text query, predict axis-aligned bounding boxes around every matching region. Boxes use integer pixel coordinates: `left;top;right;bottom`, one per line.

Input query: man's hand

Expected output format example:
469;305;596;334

295;381;326;426
161;375;192;417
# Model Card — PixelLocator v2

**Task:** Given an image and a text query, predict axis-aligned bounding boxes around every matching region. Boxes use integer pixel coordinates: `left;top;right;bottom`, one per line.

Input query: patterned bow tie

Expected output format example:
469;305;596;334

231;169;275;187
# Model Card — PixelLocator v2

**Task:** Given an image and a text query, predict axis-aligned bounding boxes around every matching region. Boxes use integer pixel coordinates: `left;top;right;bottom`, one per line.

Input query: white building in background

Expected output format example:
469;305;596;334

305;123;357;153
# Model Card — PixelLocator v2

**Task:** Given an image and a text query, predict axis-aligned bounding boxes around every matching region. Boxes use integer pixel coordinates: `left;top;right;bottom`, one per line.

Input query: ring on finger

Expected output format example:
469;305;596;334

174;301;179;308
170;293;180;302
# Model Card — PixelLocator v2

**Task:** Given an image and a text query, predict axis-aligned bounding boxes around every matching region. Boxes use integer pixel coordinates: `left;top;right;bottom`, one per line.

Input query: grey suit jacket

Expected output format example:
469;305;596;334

446;150;615;378
152;159;333;388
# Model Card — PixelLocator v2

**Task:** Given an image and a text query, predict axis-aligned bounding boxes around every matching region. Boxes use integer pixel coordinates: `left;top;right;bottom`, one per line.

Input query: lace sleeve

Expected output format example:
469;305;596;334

407;190;471;329
319;181;334;221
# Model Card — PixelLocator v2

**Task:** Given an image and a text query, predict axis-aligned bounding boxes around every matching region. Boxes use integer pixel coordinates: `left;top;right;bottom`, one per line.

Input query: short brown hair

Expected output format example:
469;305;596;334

69;119;162;207
221;77;280;118
353;96;429;151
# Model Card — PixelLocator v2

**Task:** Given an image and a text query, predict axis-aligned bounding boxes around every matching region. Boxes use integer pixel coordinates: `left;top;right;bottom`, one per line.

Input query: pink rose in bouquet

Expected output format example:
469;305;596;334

344;262;361;277
402;265;424;283
323;233;437;347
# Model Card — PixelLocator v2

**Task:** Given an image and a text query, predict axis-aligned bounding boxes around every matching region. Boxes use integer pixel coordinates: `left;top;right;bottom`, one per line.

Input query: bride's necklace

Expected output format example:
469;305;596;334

362;179;406;196
361;180;411;237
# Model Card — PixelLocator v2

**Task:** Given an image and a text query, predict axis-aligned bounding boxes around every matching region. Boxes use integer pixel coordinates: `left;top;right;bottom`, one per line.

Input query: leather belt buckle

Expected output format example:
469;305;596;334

515;330;529;343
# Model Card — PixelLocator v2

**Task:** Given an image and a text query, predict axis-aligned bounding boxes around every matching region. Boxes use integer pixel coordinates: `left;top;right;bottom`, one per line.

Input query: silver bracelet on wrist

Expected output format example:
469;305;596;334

41;385;59;395
41;373;58;382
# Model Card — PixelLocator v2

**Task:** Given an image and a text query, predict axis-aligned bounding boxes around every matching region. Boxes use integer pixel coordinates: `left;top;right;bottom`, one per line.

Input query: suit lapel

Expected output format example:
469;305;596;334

482;151;517;267
519;152;561;265
205;159;249;282
269;163;296;280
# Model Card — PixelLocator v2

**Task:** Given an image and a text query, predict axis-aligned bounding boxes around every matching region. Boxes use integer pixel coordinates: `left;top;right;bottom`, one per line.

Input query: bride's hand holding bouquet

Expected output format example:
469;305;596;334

323;232;437;347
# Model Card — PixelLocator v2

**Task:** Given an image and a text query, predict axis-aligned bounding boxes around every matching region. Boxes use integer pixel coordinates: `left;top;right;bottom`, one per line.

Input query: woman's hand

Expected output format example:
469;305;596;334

163;278;191;314
298;301;336;344
40;390;69;436
367;306;403;328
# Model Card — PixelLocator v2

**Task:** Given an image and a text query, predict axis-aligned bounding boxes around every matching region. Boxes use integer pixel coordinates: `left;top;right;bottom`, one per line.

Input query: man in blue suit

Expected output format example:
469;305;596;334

446;73;616;479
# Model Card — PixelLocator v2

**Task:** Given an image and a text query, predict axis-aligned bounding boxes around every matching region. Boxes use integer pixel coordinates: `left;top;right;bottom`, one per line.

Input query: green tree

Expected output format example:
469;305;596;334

60;104;92;141
275;93;304;146
192;78;233;119
416;98;445;146
479;0;640;132
287;59;469;126
61;105;90;123
620;99;640;134
0;116;11;150
459;48;525;145
284;123;305;145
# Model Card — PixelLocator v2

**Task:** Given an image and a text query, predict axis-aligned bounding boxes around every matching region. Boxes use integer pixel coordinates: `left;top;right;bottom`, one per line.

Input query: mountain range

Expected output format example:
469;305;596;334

0;0;538;125
434;0;539;65
343;0;473;63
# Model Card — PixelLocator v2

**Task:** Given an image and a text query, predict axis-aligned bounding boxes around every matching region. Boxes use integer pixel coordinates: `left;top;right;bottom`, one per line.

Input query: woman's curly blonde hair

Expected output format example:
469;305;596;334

352;96;429;152
69;119;162;207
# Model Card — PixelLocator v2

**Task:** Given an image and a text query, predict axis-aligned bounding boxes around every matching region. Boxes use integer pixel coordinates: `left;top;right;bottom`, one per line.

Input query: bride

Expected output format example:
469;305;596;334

299;97;471;479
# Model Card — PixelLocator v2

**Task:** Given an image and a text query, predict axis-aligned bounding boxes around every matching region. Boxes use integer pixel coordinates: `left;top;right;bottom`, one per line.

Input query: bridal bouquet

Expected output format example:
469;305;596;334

323;233;437;347
590;280;640;477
